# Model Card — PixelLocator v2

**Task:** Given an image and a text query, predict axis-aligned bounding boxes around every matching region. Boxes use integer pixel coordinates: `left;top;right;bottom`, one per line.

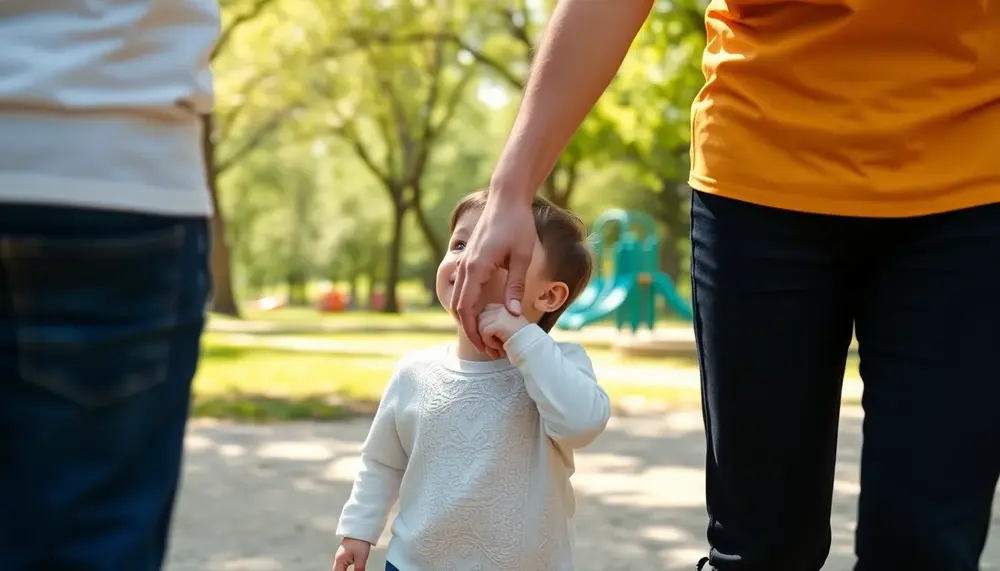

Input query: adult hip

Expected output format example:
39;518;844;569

691;191;1000;571
0;205;210;571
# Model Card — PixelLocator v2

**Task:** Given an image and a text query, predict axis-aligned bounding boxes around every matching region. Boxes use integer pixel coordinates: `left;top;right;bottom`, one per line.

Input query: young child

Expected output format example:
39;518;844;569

332;190;611;571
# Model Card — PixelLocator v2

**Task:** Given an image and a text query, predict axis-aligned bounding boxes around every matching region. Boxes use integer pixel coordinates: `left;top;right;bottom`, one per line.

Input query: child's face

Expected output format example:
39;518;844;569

437;207;570;326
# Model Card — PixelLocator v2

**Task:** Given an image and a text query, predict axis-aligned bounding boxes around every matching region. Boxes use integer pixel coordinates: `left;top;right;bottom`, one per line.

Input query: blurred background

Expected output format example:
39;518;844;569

167;0;999;569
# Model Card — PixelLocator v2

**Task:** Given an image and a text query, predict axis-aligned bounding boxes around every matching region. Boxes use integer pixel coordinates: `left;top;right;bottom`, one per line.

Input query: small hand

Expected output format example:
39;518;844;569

478;303;530;359
332;537;371;571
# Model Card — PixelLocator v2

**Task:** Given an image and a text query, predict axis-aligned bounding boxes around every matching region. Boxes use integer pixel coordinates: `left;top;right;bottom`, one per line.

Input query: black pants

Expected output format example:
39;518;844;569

691;191;1000;571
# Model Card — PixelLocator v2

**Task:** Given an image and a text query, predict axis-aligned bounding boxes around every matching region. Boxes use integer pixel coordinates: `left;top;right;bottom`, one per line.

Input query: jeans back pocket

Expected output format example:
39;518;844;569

2;224;187;408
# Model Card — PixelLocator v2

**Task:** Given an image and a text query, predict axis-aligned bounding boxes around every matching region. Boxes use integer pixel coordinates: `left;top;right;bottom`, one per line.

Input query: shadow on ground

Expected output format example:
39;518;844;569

166;408;998;571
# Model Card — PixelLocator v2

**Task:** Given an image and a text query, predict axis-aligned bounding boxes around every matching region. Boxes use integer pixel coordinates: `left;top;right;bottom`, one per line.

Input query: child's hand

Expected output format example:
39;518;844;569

478;303;530;358
332;537;371;571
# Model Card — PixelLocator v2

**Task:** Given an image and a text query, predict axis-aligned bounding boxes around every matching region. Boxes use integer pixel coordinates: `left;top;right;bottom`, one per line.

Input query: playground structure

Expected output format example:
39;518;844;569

557;209;693;333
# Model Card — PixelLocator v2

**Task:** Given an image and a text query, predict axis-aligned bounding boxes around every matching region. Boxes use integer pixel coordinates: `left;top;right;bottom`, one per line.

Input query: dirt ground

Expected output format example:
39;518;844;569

166;407;998;571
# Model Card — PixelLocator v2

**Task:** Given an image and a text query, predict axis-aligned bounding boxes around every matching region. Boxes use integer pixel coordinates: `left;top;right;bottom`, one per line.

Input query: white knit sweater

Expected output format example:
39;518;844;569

336;324;612;571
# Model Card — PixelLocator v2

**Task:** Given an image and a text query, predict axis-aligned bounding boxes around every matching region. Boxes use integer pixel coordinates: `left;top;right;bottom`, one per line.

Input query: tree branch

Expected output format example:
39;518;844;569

214;72;278;142
374;112;400;181
560;157;579;206
500;6;534;53
372;68;413;176
333;119;398;195
420;64;476;168
213;0;279;61
407;35;448;181
215;104;299;174
446;34;522;88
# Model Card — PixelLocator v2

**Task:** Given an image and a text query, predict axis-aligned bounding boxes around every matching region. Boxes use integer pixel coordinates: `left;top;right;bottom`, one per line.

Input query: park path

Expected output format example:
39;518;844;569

166;408;998;571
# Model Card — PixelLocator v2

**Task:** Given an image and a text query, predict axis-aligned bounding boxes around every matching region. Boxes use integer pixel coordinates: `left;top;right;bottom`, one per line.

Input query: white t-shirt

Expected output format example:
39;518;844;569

0;0;219;216
336;325;613;571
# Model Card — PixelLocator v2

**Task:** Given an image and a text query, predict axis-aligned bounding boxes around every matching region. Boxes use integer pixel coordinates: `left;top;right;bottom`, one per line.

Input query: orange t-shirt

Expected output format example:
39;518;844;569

689;0;1000;217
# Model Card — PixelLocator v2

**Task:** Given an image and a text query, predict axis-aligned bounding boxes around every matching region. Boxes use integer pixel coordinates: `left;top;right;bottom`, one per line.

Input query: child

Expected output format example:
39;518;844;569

332;190;612;571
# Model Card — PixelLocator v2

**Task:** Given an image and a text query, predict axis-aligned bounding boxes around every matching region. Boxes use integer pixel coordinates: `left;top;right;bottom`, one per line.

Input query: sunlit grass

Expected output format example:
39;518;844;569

196;306;862;422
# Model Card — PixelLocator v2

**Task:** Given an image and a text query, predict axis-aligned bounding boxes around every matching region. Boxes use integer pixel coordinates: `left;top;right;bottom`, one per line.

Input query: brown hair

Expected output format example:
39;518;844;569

449;189;594;332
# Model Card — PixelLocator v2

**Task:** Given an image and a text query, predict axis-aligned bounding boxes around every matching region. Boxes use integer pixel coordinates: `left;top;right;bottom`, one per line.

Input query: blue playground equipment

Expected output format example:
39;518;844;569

556;209;692;332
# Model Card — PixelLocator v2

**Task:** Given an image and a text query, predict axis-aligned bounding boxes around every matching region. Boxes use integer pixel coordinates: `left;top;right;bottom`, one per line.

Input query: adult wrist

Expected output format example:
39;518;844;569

488;173;536;207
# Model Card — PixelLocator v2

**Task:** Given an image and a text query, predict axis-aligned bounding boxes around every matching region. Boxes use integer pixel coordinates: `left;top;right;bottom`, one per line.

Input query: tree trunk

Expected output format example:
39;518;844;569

659;230;682;282
409;185;443;307
286;272;308;306
365;259;379;309
657;178;690;283
540;160;577;209
348;269;359;308
411;187;444;261
382;202;406;314
202;113;241;317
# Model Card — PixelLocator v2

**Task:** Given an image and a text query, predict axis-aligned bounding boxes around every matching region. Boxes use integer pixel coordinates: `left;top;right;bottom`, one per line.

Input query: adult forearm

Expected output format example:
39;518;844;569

490;0;654;204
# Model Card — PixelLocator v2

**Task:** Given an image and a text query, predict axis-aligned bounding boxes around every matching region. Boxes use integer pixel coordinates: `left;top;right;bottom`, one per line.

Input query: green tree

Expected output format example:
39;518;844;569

448;0;621;208
591;0;707;279
306;0;477;312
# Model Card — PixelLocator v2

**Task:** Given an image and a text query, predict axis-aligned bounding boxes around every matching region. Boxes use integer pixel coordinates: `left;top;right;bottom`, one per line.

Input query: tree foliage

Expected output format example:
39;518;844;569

211;0;708;312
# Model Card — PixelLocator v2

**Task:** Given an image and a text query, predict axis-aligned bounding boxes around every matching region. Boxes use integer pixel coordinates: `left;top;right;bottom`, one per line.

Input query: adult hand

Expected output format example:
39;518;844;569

451;195;536;352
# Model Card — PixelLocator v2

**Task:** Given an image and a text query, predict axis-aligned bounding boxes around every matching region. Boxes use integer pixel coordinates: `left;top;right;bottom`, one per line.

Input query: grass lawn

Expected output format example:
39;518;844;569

214;305;693;333
195;308;862;422
229;307;454;329
193;334;721;422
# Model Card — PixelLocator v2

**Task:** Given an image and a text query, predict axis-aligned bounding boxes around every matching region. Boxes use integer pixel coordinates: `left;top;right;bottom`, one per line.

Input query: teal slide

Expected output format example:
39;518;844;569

564;276;605;316
650;273;693;320
558;274;634;330
555;208;693;332
557;272;693;330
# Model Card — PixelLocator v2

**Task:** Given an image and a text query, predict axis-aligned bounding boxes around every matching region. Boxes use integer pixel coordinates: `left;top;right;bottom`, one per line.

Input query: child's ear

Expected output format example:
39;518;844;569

533;281;570;314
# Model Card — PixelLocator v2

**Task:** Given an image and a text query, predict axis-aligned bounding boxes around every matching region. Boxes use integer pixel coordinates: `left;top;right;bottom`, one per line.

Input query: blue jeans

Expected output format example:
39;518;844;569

0;206;210;571
692;191;1000;571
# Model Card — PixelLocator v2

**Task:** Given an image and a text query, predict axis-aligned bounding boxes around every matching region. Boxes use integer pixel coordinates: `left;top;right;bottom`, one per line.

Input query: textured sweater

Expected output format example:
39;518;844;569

336;324;612;571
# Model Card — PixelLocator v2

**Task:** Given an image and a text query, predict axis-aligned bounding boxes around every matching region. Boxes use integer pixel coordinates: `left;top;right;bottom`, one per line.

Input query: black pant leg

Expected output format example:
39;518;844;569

854;203;1000;571
692;191;857;571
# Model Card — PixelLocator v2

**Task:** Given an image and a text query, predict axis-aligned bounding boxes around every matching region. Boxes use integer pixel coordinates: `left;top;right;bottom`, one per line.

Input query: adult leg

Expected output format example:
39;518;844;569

854;203;1000;571
0;206;210;571
692;191;857;571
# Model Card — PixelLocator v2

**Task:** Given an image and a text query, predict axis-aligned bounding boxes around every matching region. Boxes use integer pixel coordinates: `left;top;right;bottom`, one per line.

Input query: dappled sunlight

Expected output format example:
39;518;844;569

574;464;705;509
167;411;999;571
256;441;334;462
208;555;284;570
321;455;364;484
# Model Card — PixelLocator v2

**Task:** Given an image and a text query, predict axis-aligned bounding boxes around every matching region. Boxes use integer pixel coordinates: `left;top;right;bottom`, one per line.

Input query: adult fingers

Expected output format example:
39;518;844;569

504;246;532;316
455;261;487;351
450;257;467;316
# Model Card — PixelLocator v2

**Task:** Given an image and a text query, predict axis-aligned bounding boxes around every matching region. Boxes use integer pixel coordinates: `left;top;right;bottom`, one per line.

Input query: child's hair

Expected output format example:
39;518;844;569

449;189;594;332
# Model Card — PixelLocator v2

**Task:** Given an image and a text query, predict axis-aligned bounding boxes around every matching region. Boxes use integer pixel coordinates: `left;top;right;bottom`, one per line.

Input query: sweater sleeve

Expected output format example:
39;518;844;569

504;324;611;449
336;369;408;544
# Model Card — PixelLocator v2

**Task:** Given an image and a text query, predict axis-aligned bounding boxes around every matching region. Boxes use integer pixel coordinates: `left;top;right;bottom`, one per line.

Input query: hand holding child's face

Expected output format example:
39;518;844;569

478;303;530;359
